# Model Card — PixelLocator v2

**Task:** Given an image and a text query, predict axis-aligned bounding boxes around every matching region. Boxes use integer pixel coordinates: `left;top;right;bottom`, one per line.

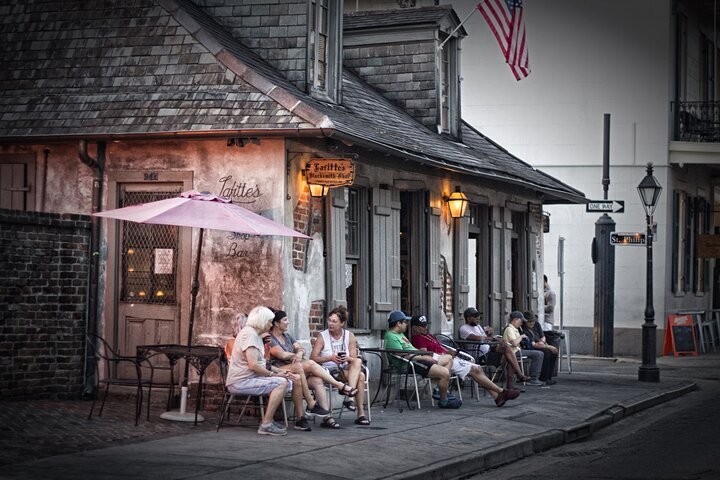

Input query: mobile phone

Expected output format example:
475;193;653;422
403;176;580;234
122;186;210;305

337;351;346;358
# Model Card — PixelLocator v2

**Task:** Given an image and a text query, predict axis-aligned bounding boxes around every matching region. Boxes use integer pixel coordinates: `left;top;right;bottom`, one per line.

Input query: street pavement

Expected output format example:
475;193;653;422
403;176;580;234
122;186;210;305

1;353;716;480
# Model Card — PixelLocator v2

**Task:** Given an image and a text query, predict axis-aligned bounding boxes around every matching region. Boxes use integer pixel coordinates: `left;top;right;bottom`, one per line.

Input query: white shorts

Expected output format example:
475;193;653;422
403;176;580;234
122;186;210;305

431;353;474;380
227;376;291;396
450;358;474;380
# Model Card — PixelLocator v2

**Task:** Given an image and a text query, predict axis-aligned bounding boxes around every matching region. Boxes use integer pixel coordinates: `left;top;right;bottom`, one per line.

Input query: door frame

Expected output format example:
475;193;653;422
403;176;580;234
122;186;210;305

101;171;193;357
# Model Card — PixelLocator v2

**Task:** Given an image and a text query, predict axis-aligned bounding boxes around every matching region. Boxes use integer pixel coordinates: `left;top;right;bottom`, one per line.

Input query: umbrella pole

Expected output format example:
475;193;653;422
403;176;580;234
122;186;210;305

182;227;204;388
161;228;205;423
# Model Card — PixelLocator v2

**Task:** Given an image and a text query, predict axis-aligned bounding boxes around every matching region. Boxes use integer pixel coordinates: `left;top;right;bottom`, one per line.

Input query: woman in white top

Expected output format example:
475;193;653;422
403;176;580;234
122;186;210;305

226;306;295;436
267;308;357;430
310;305;370;426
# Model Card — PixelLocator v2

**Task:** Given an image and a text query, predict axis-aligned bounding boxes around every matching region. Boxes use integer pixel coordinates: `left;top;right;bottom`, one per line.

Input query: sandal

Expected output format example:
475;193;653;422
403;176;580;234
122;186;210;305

343;400;357;411
321;417;341;429
354;416;370;426
339;383;359;397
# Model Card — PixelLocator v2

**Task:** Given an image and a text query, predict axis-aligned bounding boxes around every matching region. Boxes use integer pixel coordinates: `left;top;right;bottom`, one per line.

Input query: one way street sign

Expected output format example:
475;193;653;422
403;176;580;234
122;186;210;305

586;200;624;213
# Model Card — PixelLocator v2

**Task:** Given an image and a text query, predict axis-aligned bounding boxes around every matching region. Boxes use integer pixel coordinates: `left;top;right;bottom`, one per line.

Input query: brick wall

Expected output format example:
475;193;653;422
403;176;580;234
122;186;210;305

344;41;437;127
0;209;91;400
292;184;324;272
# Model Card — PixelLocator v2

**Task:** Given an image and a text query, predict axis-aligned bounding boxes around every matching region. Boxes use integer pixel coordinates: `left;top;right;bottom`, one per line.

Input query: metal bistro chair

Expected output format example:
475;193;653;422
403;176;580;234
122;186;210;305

435;334;479;401
216;351;288;431
378;349;445;411
323;359;372;422
85;333;155;426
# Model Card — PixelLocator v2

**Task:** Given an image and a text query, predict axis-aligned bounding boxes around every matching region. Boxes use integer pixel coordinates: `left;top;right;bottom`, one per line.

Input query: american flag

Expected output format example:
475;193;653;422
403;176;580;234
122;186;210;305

478;0;530;81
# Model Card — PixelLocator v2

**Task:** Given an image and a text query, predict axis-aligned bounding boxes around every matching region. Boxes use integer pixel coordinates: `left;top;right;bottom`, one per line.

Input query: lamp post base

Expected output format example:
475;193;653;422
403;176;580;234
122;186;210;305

638;365;660;382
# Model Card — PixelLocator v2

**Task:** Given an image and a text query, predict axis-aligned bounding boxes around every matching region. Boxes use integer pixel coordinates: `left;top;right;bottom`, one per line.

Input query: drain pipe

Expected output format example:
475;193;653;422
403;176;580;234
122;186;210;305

79;140;105;397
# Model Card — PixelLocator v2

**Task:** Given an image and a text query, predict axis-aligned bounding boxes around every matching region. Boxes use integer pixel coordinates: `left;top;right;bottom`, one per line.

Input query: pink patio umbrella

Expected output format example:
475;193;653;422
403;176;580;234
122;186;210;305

93;190;310;420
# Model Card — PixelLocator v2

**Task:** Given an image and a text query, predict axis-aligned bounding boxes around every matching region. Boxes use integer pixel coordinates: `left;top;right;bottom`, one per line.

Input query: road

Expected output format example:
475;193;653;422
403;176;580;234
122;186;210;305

467;376;720;480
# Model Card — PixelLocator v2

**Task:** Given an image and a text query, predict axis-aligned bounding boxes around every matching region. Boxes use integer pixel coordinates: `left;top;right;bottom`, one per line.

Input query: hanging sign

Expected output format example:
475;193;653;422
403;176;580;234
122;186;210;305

305;158;355;186
698;235;720;258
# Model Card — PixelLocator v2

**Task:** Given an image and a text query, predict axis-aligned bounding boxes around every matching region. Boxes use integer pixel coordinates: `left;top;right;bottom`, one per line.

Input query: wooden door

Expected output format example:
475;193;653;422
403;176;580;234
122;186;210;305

113;183;185;381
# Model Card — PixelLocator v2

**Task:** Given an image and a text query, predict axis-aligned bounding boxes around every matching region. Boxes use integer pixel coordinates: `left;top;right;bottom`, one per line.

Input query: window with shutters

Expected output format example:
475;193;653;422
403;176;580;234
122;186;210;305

672;190;710;295
0;154;35;211
344;186;369;329
308;0;342;102
437;34;459;136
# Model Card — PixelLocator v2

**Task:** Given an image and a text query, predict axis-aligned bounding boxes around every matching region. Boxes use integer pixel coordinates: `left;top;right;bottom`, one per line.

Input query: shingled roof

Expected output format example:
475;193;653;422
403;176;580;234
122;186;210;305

344;5;466;35
0;0;584;203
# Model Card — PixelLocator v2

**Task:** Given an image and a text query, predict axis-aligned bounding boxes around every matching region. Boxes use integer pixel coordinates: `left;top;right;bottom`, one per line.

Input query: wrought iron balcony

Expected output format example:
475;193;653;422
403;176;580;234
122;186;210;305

673;101;720;142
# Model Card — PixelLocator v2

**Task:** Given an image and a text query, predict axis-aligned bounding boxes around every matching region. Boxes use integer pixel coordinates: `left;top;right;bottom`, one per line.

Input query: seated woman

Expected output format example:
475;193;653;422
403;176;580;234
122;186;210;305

267;308;357;430
310;305;370;426
225;306;295;436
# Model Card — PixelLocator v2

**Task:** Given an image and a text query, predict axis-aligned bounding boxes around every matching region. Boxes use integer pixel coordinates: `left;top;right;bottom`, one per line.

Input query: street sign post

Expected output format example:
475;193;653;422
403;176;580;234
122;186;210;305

610;232;646;246
586;200;625;213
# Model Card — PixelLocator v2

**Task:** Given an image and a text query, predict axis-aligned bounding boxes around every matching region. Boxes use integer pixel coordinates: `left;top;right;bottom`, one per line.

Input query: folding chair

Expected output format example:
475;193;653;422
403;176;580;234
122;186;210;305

324;362;372;422
216;352;288;431
435;334;480;401
85;333;155;426
378;351;435;411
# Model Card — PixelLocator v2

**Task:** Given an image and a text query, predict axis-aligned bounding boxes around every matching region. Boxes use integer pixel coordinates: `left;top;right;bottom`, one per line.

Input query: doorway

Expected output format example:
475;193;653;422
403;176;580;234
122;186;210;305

400;191;427;317
104;173;192;381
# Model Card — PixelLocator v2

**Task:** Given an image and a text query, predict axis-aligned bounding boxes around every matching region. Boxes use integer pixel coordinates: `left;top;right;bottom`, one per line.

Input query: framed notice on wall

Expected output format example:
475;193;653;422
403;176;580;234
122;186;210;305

662;314;699;357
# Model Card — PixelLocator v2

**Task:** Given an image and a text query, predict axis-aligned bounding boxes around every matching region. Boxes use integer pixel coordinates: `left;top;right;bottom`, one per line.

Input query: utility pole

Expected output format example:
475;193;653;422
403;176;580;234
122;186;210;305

593;114;615;357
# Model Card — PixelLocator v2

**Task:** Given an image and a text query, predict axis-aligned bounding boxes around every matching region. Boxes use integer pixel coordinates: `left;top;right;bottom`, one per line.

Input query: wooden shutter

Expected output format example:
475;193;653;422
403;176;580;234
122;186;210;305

453;215;469;323
326;188;347;310
427;192;443;327
0;153;35;211
371;187;401;329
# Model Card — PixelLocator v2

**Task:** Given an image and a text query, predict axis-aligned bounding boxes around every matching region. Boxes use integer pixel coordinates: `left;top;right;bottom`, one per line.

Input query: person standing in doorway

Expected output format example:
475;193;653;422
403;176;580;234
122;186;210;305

543;275;556;330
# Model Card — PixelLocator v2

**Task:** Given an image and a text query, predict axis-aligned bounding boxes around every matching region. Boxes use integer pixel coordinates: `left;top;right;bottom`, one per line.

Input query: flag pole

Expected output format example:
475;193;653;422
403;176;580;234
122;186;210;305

438;2;484;51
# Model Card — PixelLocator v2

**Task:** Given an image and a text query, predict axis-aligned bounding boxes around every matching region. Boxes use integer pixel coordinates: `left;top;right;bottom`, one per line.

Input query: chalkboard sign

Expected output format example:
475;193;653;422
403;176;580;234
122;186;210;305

663;315;699;357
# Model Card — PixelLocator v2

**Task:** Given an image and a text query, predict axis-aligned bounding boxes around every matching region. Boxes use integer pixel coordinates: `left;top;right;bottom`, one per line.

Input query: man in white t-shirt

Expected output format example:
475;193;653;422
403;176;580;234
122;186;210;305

458;308;492;358
458;307;528;391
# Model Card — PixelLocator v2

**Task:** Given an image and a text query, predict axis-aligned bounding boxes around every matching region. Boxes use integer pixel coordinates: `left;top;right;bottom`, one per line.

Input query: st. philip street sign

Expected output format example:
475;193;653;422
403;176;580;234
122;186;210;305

586;200;625;213
610;232;646;246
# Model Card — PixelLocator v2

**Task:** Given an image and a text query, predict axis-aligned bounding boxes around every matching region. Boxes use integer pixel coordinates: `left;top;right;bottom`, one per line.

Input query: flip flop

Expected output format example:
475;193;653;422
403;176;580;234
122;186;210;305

339;383;359;397
343;400;357;411
354;416;370;426
321;417;341;429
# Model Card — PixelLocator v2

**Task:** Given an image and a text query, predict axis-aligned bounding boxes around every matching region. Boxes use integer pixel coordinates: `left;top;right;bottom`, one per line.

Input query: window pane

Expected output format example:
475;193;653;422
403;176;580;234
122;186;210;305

346;188;359;257
120;190;179;304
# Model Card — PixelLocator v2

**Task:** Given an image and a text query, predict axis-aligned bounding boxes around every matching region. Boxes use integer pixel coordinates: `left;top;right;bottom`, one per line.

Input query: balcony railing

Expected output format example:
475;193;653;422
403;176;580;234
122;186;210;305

673;101;720;142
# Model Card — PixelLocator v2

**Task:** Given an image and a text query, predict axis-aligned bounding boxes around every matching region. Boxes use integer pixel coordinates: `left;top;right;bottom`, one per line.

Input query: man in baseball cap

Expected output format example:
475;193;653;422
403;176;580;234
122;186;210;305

409;314;519;407
383;311;461;409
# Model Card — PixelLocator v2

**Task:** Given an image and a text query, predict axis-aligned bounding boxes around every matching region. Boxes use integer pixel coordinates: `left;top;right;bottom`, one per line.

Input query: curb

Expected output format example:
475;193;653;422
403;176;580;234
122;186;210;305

387;381;697;480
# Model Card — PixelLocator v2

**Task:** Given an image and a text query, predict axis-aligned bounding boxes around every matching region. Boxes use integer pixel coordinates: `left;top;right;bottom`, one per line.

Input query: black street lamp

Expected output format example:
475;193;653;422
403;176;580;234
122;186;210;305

637;162;662;382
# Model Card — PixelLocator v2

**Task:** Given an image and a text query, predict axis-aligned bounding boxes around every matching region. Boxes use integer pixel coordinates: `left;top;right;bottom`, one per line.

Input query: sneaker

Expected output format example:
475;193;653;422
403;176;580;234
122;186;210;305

306;404;331;417
506;389;520;400
258;422;287;436
432;388;457;401
438;397;463;409
527;378;545;386
294;417;312;431
544;379;557;385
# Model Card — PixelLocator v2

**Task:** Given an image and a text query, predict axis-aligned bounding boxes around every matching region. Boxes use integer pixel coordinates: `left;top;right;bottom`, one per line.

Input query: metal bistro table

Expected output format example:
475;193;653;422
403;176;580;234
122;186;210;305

360;347;434;411
136;344;222;425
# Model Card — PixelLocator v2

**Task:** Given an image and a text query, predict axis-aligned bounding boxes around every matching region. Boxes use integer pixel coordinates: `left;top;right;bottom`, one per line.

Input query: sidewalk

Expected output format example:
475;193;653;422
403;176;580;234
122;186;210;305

1;353;716;480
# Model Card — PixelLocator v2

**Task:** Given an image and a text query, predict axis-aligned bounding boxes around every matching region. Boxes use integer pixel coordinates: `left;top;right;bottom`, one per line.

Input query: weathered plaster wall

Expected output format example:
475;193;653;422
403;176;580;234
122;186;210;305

97;138;289;347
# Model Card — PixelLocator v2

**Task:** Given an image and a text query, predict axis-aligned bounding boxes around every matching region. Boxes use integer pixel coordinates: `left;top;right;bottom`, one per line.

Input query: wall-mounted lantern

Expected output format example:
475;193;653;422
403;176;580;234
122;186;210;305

307;183;329;197
445;186;469;219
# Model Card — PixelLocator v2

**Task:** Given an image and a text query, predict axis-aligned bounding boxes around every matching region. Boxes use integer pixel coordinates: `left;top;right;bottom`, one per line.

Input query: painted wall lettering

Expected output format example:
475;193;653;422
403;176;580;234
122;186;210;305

228;242;249;257
218;176;263;204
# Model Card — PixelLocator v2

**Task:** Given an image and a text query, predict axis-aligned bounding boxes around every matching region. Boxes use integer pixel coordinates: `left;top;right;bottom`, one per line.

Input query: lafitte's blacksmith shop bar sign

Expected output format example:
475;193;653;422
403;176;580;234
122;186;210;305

305;158;355;186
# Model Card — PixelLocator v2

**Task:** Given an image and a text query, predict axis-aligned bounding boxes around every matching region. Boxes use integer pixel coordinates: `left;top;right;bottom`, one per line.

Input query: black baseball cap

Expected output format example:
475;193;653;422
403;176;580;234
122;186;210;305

410;314;430;327
509;311;525;320
463;307;481;319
